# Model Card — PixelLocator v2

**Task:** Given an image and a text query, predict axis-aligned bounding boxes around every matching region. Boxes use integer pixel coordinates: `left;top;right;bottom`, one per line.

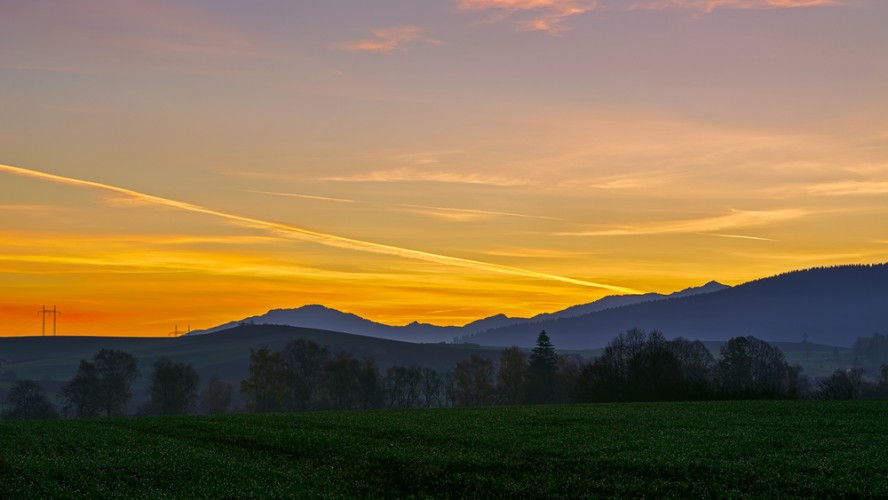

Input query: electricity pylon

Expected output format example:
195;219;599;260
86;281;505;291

38;305;60;336
168;325;191;337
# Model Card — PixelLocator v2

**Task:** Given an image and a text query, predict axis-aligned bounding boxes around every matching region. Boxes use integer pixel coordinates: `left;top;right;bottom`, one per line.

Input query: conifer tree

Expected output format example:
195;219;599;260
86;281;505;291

527;330;558;404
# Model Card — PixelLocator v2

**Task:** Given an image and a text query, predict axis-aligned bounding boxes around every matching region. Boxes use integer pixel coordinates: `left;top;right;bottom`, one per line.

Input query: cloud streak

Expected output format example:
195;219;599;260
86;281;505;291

558;209;806;236
635;0;838;12
335;26;440;53
251;189;561;221
801;180;888;196
321;167;529;186
457;0;597;34
0;164;638;293
457;0;838;33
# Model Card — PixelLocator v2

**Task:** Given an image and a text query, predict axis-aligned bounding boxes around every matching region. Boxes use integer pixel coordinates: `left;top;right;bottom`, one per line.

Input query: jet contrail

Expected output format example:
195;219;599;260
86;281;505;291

248;189;564;221
0;164;641;293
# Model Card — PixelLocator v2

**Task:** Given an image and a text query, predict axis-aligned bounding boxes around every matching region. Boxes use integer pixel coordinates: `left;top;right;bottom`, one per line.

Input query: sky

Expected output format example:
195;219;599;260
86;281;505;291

1;0;887;337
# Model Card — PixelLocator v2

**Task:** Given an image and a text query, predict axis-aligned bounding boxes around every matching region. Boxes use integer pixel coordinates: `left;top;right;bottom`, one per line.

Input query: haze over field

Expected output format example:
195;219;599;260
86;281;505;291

2;1;887;336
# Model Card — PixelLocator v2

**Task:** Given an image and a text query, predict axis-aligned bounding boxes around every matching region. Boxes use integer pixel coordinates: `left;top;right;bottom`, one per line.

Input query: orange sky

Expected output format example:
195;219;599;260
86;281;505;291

1;0;887;336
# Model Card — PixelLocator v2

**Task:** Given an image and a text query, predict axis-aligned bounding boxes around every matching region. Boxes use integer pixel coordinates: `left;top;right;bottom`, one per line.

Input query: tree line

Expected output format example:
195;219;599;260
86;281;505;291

4;330;888;419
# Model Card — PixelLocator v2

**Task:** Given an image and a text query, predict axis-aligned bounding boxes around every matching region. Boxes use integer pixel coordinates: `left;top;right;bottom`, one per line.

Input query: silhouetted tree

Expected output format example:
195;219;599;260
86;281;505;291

144;358;200;415
385;365;423;408
453;355;495;407
497;347;528;406
577;328;685;402
281;339;330;411
93;349;139;417
356;358;384;409
240;347;288;412
1;380;57;420
878;365;888;397
527;331;558;404
853;334;888;371
817;368;870;400
62;360;101;418
201;375;234;414
714;336;795;399
322;352;363;410
443;372;455;407
420;367;444;408
669;337;715;398
553;354;582;404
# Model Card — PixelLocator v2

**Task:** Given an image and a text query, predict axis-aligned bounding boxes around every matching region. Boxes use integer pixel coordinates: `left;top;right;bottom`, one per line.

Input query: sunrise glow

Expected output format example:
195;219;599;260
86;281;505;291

1;0;886;336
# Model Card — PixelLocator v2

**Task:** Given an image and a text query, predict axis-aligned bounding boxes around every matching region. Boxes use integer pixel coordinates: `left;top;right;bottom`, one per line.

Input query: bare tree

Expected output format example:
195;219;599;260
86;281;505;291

2;380;57;420
201;375;234;414
281;339;331;411
714;336;796;399
240;347;288;412
144;358;200;415
385;365;423;408
497;347;528;406
817;368;870;400
453;355;495;407
90;349;139;417
62;360;100;418
321;352;363;410
420;368;444;408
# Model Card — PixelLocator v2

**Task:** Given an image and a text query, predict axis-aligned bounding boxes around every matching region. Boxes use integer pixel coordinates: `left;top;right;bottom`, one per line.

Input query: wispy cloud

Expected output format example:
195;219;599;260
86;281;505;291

0;204;63;212
457;0;597;34
321;167;529;186
248;191;356;204
0;1;260;72
251;189;560;221
558;209;806;236
457;0;838;33
0;163;638;294
335;26;440;53
800;180;888;196
631;0;839;13
481;247;589;257
700;233;778;242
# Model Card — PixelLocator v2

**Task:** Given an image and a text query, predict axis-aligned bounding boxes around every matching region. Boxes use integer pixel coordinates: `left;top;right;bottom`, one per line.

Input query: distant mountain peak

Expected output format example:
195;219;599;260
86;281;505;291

669;281;731;298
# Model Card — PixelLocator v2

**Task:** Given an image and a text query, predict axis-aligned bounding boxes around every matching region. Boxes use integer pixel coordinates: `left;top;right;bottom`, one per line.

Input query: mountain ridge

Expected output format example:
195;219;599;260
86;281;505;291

464;263;888;349
188;280;731;342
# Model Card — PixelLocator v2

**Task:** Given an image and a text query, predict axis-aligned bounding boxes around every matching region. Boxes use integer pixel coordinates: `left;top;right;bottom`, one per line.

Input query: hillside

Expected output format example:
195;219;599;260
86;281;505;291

0;325;504;407
189;281;729;342
466;264;888;349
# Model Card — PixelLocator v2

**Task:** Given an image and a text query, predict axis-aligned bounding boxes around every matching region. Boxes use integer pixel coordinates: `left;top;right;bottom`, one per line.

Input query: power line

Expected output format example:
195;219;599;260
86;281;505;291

37;305;61;336
168;324;191;337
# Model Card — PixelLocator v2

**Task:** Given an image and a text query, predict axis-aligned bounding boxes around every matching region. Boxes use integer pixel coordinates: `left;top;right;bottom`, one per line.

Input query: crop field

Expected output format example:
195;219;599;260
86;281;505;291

2;401;887;497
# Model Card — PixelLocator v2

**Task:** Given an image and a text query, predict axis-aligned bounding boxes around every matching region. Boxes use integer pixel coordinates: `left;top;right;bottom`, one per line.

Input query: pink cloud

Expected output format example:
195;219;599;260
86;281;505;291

335;27;440;53
456;0;597;34
629;0;838;12
457;0;839;33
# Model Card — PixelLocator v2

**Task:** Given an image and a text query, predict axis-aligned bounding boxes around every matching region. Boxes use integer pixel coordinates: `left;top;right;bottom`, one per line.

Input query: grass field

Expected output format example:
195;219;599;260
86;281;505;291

2;401;887;497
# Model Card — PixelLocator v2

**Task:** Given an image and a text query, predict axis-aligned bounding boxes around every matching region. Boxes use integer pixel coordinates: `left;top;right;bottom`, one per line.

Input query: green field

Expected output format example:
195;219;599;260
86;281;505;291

2;401;887;497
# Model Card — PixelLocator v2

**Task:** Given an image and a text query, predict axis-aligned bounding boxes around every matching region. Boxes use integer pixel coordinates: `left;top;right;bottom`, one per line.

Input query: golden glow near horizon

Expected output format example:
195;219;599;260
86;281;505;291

1;0;887;336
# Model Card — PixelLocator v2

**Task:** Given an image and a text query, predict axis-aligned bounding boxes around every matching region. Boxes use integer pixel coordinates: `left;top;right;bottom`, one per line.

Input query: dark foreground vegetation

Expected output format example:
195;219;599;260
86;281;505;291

4;330;888;421
2;401;888;497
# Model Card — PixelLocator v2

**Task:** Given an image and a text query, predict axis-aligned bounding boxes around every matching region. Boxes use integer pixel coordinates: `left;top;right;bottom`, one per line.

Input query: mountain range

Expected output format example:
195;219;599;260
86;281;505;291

189;281;731;343
467;264;888;349
190;263;888;349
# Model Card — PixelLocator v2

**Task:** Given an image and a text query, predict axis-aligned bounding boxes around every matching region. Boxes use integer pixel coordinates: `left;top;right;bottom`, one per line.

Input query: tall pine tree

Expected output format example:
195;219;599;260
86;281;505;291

527;330;558;404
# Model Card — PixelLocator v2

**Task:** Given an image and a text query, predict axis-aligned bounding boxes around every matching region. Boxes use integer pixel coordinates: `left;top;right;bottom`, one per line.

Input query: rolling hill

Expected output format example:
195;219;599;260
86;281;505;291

189;281;730;342
0;325;505;408
465;264;888;349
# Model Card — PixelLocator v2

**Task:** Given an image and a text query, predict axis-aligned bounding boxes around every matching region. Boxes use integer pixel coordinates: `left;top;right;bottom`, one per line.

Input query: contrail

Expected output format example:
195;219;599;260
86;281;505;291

0;164;641;293
249;189;564;221
702;233;778;242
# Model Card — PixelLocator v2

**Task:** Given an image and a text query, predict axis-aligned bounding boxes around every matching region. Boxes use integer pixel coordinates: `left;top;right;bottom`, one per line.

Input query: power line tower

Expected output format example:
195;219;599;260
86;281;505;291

168;324;191;337
38;305;61;336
